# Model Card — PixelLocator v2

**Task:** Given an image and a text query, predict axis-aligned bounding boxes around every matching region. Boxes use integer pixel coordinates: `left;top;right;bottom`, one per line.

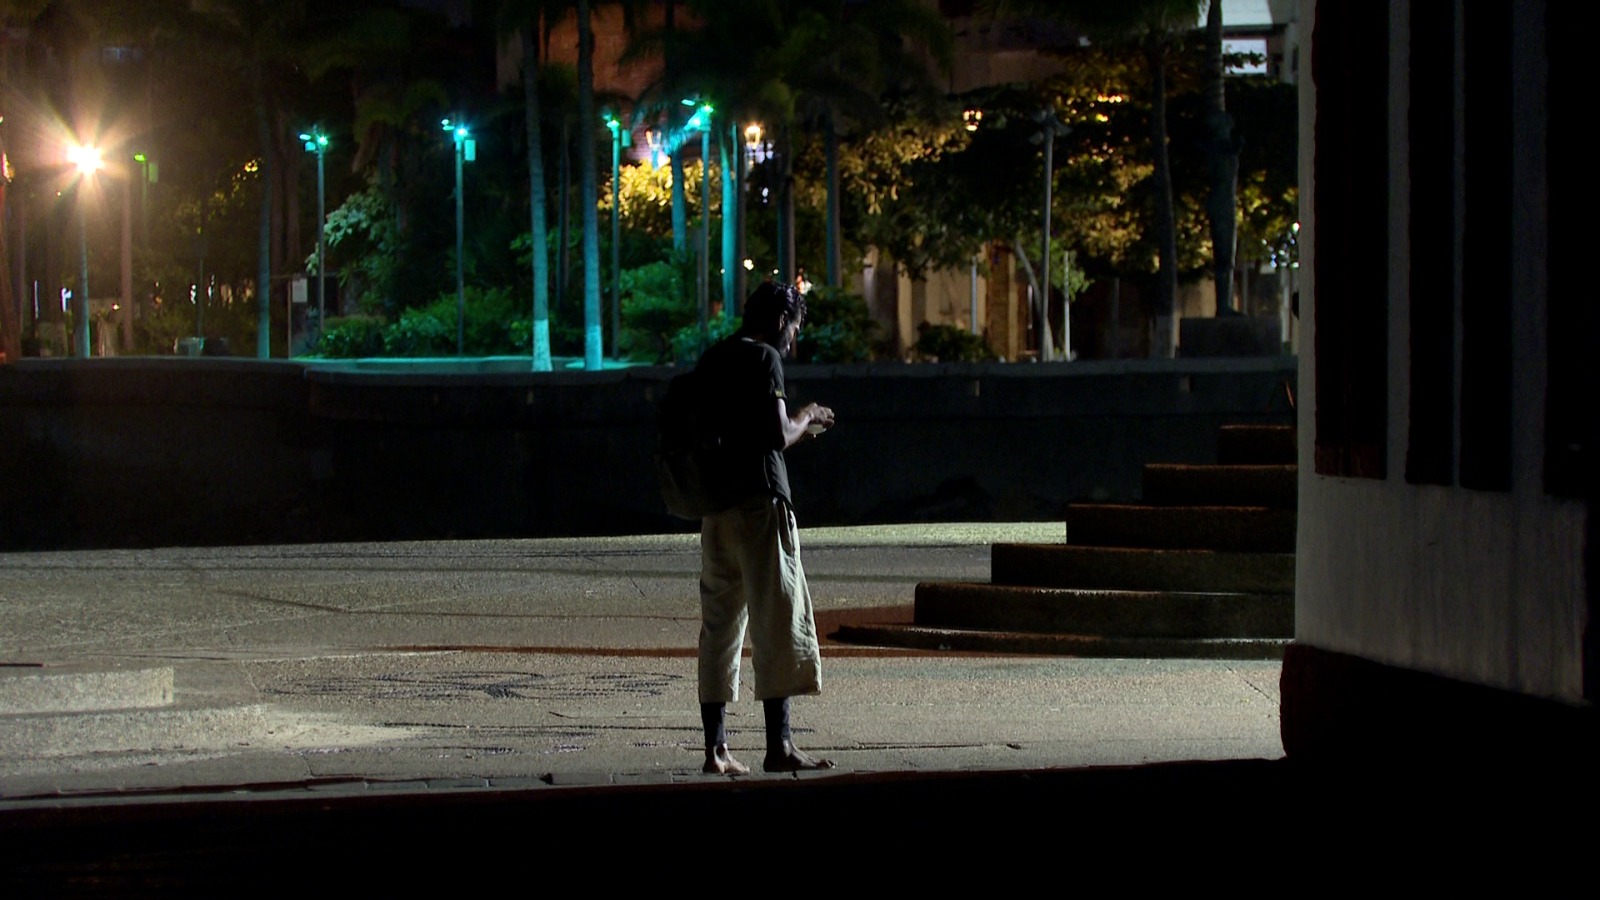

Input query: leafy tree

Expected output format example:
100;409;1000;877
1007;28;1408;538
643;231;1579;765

986;0;1203;357
312;173;402;313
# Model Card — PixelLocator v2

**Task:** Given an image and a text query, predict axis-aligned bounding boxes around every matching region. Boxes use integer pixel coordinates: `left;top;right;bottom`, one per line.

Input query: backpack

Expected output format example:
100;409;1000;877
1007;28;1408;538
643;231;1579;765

655;369;733;519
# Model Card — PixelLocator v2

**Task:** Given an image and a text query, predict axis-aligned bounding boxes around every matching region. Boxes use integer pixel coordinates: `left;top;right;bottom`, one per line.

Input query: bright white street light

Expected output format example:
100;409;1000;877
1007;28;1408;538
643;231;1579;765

68;143;104;175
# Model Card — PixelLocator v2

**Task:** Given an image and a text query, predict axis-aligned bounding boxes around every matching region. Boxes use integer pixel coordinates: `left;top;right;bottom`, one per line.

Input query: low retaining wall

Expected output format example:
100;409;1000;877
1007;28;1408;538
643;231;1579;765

0;356;1296;551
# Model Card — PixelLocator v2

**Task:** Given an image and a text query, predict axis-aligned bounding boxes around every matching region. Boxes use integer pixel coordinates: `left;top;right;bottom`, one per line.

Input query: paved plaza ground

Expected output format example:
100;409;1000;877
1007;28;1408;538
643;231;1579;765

1;524;1284;801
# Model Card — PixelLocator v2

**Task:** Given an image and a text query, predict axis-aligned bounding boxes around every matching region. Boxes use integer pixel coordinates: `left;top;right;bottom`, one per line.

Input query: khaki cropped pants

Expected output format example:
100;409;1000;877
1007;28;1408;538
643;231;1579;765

698;495;822;703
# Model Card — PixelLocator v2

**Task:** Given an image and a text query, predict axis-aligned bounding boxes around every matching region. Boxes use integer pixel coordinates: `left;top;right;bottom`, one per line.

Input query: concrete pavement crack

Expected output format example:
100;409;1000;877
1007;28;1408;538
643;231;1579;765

1226;664;1278;703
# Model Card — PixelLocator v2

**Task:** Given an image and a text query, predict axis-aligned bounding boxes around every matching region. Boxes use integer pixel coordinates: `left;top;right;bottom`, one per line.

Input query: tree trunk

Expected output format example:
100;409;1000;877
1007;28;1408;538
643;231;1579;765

666;0;686;254
0;181;17;362
1204;0;1240;315
671;143;687;253
720;122;737;319
253;70;273;359
1145;33;1179;358
777;123;795;284
557;118;571;307
1012;238;1052;361
825;113;841;288
523;25;553;371
577;0;603;369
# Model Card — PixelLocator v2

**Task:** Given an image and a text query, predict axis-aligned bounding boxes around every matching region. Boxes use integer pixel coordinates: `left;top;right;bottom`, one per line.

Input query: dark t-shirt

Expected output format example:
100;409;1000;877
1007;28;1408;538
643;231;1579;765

694;335;791;505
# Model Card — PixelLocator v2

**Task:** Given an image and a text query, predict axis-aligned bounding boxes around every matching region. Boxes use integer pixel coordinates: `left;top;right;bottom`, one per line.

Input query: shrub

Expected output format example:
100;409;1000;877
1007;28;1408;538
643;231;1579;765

670;313;740;365
795;286;878;364
316;316;386;358
619;259;694;363
913;323;997;362
382;307;455;356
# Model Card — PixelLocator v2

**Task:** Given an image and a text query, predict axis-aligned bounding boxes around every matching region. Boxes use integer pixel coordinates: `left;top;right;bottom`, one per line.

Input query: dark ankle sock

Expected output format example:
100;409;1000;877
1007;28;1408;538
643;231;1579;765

701;702;726;750
763;697;791;754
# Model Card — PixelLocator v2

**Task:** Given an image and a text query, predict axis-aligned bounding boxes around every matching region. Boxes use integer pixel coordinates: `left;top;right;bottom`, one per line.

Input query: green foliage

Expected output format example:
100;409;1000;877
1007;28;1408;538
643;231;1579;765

316;174;404;314
308;287;529;359
607;160;719;239
392;287;527;356
794;286;879;364
618;258;695;363
832;111;981;279
670;314;741;367
136;300;200;355
382;306;456;356
913;324;998;363
317;316;387;358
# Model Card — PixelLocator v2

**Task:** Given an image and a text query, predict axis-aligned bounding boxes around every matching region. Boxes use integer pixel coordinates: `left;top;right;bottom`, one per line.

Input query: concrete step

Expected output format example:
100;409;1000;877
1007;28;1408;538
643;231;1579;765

991;543;1295;594
829;623;1288;660
1218;424;1296;465
1142;463;1297;509
914;582;1293;639
0;664;173;715
1066;504;1296;553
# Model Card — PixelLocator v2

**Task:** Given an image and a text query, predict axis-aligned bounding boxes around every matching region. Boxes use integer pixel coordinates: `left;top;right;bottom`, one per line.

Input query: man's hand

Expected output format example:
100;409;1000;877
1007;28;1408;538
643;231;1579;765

799;402;835;438
777;399;834;449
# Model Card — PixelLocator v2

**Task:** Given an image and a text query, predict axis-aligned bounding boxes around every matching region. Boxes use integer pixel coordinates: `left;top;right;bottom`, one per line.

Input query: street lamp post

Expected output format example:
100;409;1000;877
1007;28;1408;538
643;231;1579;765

684;100;712;332
700;106;712;328
604;112;624;358
442;118;474;355
67;143;103;358
741;124;764;307
299;129;329;348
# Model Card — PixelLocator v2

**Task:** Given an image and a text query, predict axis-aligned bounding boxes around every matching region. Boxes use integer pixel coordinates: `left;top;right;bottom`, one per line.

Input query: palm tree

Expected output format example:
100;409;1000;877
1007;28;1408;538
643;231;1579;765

163;0;316;359
495;0;570;372
659;1;949;291
575;0;603;369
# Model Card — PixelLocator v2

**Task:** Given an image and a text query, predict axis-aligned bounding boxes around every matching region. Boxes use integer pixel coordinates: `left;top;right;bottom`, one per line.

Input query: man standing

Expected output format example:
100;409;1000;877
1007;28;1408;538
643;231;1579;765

694;281;835;775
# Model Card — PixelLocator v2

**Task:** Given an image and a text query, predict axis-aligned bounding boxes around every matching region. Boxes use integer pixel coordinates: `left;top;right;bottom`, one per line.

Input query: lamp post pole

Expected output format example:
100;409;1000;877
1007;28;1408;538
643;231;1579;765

77;193;89;357
299;130;328;347
606;114;621;358
68;143;103;358
741;124;761;309
443;118;471;355
700;106;711;330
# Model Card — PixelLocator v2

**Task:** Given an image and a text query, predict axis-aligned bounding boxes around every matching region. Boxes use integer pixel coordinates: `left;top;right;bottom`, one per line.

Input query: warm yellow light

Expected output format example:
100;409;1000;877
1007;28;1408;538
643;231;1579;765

744;124;763;145
963;109;983;131
67;144;103;175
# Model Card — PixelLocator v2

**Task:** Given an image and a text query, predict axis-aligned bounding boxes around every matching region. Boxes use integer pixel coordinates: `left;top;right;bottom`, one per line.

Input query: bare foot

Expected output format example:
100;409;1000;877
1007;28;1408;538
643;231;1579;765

703;744;749;776
763;741;835;773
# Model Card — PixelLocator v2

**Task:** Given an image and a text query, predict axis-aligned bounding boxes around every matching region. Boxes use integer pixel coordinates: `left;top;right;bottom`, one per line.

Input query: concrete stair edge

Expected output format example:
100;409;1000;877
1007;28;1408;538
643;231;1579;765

830;624;1288;660
1065;504;1297;553
990;544;1296;594
914;582;1294;639
1217;424;1297;466
1140;463;1297;509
